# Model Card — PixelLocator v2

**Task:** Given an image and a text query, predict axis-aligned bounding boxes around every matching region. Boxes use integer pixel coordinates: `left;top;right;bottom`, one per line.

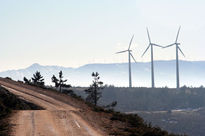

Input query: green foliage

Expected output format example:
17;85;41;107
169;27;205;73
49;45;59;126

85;72;104;106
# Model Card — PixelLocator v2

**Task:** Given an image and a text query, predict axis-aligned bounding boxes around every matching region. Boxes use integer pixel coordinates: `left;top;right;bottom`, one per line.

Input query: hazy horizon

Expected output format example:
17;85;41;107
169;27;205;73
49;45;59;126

0;60;204;88
1;59;205;72
1;0;205;71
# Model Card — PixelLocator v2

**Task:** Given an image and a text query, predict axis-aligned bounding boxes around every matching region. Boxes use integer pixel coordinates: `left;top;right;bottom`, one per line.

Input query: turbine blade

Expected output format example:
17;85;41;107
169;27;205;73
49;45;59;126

116;50;128;54
130;53;137;63
128;35;134;50
152;43;163;48
147;28;151;43
163;43;175;48
141;45;150;57
178;46;185;57
175;26;181;43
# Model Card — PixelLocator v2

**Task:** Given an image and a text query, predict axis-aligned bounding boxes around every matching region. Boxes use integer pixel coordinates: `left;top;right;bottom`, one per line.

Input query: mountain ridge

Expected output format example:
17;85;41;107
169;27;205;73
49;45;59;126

0;60;204;87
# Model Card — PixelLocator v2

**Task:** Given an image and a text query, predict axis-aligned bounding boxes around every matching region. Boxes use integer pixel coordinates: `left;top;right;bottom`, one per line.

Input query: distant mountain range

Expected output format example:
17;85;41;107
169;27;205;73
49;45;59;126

0;60;204;87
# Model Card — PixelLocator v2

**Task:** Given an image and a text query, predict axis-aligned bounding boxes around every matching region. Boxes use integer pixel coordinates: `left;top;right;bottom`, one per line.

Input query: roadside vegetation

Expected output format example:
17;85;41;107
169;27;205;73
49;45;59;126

51;71;71;93
84;101;185;136
23;71;45;88
84;72;104;106
21;71;186;136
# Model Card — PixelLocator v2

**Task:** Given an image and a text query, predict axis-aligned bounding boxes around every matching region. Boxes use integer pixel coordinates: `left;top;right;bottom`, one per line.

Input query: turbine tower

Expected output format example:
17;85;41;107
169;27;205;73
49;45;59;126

141;28;163;88
116;35;137;88
163;26;185;89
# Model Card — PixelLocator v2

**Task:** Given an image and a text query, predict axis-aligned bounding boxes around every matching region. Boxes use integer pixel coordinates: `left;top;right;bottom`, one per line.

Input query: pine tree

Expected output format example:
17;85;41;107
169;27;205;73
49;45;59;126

59;71;67;92
85;72;104;106
31;71;45;86
51;71;70;92
51;75;59;87
23;77;31;84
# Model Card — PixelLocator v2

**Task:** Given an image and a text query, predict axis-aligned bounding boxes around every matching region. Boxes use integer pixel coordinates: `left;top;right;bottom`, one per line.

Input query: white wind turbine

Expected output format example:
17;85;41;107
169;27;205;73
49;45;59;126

116;35;137;88
141;28;163;88
163;26;185;89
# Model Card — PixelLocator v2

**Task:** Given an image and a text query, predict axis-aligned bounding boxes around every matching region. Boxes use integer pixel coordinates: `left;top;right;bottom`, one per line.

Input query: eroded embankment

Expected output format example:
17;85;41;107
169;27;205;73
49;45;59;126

0;86;43;136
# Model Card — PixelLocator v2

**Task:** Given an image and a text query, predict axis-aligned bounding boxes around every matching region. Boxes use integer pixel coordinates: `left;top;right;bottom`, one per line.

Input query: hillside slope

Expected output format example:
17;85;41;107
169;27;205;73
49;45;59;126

0;78;184;136
0;86;43;136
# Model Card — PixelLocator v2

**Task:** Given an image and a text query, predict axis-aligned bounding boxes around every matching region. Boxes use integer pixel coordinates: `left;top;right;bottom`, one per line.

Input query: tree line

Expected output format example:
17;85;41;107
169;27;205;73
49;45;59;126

23;71;113;107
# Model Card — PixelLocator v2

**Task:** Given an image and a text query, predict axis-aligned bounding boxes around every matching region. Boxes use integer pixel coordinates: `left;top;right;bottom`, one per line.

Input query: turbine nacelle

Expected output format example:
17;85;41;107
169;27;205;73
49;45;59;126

162;26;184;89
116;35;137;63
141;28;163;58
115;34;137;88
163;27;185;57
141;28;163;88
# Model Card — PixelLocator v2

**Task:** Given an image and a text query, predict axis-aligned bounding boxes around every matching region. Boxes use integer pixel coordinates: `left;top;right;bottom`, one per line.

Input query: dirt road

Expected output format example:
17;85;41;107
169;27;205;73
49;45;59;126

0;80;105;136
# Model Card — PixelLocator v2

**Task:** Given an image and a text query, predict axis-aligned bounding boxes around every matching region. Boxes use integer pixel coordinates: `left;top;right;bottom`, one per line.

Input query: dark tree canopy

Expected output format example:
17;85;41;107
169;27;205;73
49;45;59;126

23;77;31;85
31;71;45;86
85;72;104;106
51;75;59;87
51;71;71;92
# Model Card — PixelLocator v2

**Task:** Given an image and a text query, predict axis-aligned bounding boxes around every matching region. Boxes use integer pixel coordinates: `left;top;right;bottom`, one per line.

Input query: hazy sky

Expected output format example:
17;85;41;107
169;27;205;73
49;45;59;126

0;0;205;71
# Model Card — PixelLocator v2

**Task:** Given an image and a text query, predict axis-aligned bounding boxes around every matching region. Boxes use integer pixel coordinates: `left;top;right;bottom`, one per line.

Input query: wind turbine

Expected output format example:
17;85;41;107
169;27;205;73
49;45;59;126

116;35;137;88
141;28;163;88
163;26;185;89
